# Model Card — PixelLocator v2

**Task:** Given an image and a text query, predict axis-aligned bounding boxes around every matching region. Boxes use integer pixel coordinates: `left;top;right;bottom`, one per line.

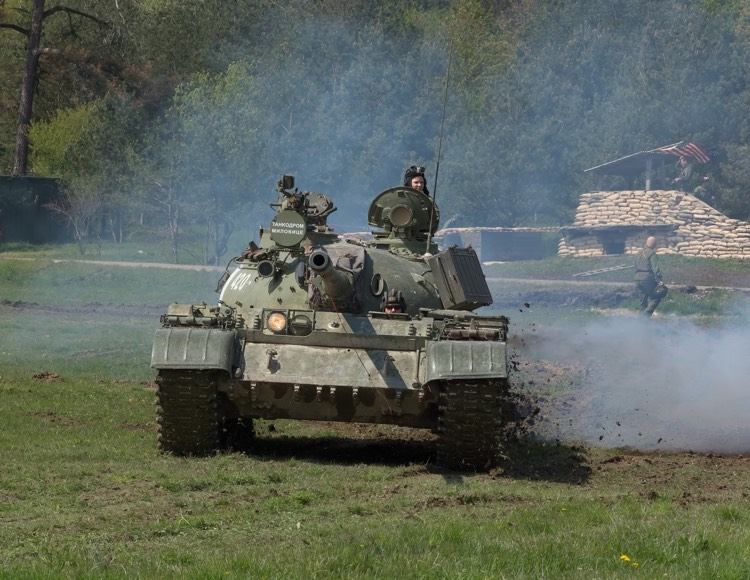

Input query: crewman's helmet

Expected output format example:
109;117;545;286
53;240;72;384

382;288;405;313
403;165;430;195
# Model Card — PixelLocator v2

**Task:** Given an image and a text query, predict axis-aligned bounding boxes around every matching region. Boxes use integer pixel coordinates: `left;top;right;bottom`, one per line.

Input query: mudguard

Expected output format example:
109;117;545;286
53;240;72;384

424;340;507;383
151;327;238;373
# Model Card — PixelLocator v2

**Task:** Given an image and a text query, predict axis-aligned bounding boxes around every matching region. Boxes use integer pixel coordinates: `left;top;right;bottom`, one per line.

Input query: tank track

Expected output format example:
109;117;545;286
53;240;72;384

155;370;221;456
436;378;510;471
219;416;256;452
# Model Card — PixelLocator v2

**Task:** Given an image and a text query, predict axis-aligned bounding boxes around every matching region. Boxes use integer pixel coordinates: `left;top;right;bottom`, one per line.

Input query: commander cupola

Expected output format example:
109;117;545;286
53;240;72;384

367;187;440;253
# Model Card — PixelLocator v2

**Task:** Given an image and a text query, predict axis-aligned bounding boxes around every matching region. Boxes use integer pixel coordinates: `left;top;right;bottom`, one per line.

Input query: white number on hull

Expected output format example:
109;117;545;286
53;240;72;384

219;269;254;301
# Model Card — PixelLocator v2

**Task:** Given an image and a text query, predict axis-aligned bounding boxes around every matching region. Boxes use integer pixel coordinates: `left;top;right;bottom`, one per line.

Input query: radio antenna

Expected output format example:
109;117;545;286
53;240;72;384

426;40;454;255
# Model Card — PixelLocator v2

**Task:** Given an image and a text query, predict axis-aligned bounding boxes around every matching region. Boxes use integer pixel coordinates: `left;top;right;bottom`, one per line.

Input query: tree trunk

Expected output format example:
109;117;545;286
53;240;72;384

12;0;45;176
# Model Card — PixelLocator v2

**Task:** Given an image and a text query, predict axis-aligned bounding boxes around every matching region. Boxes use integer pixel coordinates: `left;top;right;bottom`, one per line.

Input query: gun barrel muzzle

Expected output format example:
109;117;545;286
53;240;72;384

309;249;331;273
308;249;354;301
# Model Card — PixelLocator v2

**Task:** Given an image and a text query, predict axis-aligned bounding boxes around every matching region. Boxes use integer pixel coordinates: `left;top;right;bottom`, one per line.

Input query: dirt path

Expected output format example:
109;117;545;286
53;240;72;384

0;255;224;272
49;258;225;272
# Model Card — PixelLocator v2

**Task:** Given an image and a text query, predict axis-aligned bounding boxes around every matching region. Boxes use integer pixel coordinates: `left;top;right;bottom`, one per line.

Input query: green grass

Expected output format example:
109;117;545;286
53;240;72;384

627;287;750;317
0;228;253;265
1;308;154;379
3;371;750;577
0;259;219;307
484;255;750;287
1;240;186;263
3;247;750;577
486;281;748;321
480;254;750;320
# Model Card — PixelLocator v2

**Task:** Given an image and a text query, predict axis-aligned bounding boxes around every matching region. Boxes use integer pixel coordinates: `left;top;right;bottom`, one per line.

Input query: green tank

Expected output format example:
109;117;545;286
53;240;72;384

151;175;510;470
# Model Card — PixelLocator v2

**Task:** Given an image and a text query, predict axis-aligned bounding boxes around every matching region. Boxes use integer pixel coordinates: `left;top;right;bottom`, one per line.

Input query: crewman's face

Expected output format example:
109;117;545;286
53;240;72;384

410;176;425;191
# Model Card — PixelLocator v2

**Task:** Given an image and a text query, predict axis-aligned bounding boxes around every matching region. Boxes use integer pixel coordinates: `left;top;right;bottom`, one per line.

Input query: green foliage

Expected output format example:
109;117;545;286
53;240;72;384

27;95;147;249
31;95;145;193
716;144;750;218
4;0;750;248
163;61;263;212
28;104;98;177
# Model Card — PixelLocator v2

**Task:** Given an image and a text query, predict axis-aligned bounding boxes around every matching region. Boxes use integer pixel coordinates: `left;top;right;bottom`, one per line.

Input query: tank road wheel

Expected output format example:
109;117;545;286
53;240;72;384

436;379;508;471
155;370;221;456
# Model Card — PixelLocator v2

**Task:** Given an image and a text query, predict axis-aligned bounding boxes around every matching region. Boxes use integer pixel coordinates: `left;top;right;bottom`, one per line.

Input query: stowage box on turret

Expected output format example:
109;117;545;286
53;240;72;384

151;176;509;470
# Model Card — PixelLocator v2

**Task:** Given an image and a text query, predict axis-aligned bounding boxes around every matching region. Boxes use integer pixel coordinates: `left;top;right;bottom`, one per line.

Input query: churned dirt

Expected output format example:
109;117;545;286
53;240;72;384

237;418;750;498
31;371;63;382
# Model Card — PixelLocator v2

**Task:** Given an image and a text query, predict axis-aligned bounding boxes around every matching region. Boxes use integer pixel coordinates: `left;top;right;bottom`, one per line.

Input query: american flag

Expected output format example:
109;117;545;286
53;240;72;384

653;141;711;164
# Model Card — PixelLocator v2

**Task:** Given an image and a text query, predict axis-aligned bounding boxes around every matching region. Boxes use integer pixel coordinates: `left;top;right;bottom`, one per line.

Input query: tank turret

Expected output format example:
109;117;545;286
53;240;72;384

366;186;441;256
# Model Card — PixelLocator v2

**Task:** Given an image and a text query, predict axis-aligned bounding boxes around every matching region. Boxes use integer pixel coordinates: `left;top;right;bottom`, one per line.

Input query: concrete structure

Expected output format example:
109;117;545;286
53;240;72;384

559;189;750;259
0;175;67;243
437;227;560;262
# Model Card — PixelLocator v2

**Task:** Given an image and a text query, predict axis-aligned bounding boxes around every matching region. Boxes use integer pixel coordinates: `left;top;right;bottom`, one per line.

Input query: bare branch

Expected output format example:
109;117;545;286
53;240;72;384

0;22;29;35
43;5;109;28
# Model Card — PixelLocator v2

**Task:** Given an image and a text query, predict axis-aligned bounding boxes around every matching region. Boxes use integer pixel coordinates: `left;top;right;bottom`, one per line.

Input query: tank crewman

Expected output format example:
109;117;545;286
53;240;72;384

403;165;430;196
634;236;668;317
382;288;405;313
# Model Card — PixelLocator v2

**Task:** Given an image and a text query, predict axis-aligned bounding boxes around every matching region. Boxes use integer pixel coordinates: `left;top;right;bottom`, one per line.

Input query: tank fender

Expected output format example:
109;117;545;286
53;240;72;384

151;327;239;373
424;340;507;383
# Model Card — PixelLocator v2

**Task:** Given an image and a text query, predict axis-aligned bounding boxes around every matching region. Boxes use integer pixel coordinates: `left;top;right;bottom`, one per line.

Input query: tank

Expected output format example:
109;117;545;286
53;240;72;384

151;175;510;470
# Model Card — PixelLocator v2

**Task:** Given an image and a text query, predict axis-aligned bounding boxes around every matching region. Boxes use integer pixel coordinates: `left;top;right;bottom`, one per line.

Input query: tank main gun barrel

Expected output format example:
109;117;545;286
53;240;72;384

308;249;355;302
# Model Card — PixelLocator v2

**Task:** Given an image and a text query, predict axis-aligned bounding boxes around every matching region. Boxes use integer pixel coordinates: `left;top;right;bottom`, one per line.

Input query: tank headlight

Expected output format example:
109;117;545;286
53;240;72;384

266;311;288;333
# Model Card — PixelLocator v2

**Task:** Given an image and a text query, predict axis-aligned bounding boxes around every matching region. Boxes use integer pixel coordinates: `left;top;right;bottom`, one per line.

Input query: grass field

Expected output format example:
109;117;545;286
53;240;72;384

0;227;254;265
484;254;750;287
2;252;750;577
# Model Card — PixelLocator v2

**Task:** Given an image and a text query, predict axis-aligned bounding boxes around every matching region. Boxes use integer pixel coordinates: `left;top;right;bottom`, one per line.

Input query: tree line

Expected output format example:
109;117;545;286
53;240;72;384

1;0;749;262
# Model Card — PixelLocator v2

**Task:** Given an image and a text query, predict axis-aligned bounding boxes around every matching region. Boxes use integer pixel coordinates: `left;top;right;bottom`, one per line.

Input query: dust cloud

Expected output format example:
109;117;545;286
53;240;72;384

515;312;750;454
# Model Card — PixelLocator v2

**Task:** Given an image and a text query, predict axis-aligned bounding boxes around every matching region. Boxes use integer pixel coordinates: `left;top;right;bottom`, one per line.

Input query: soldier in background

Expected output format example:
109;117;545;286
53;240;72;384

403;165;430;196
673;155;713;204
634;236;668;317
672;156;697;191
